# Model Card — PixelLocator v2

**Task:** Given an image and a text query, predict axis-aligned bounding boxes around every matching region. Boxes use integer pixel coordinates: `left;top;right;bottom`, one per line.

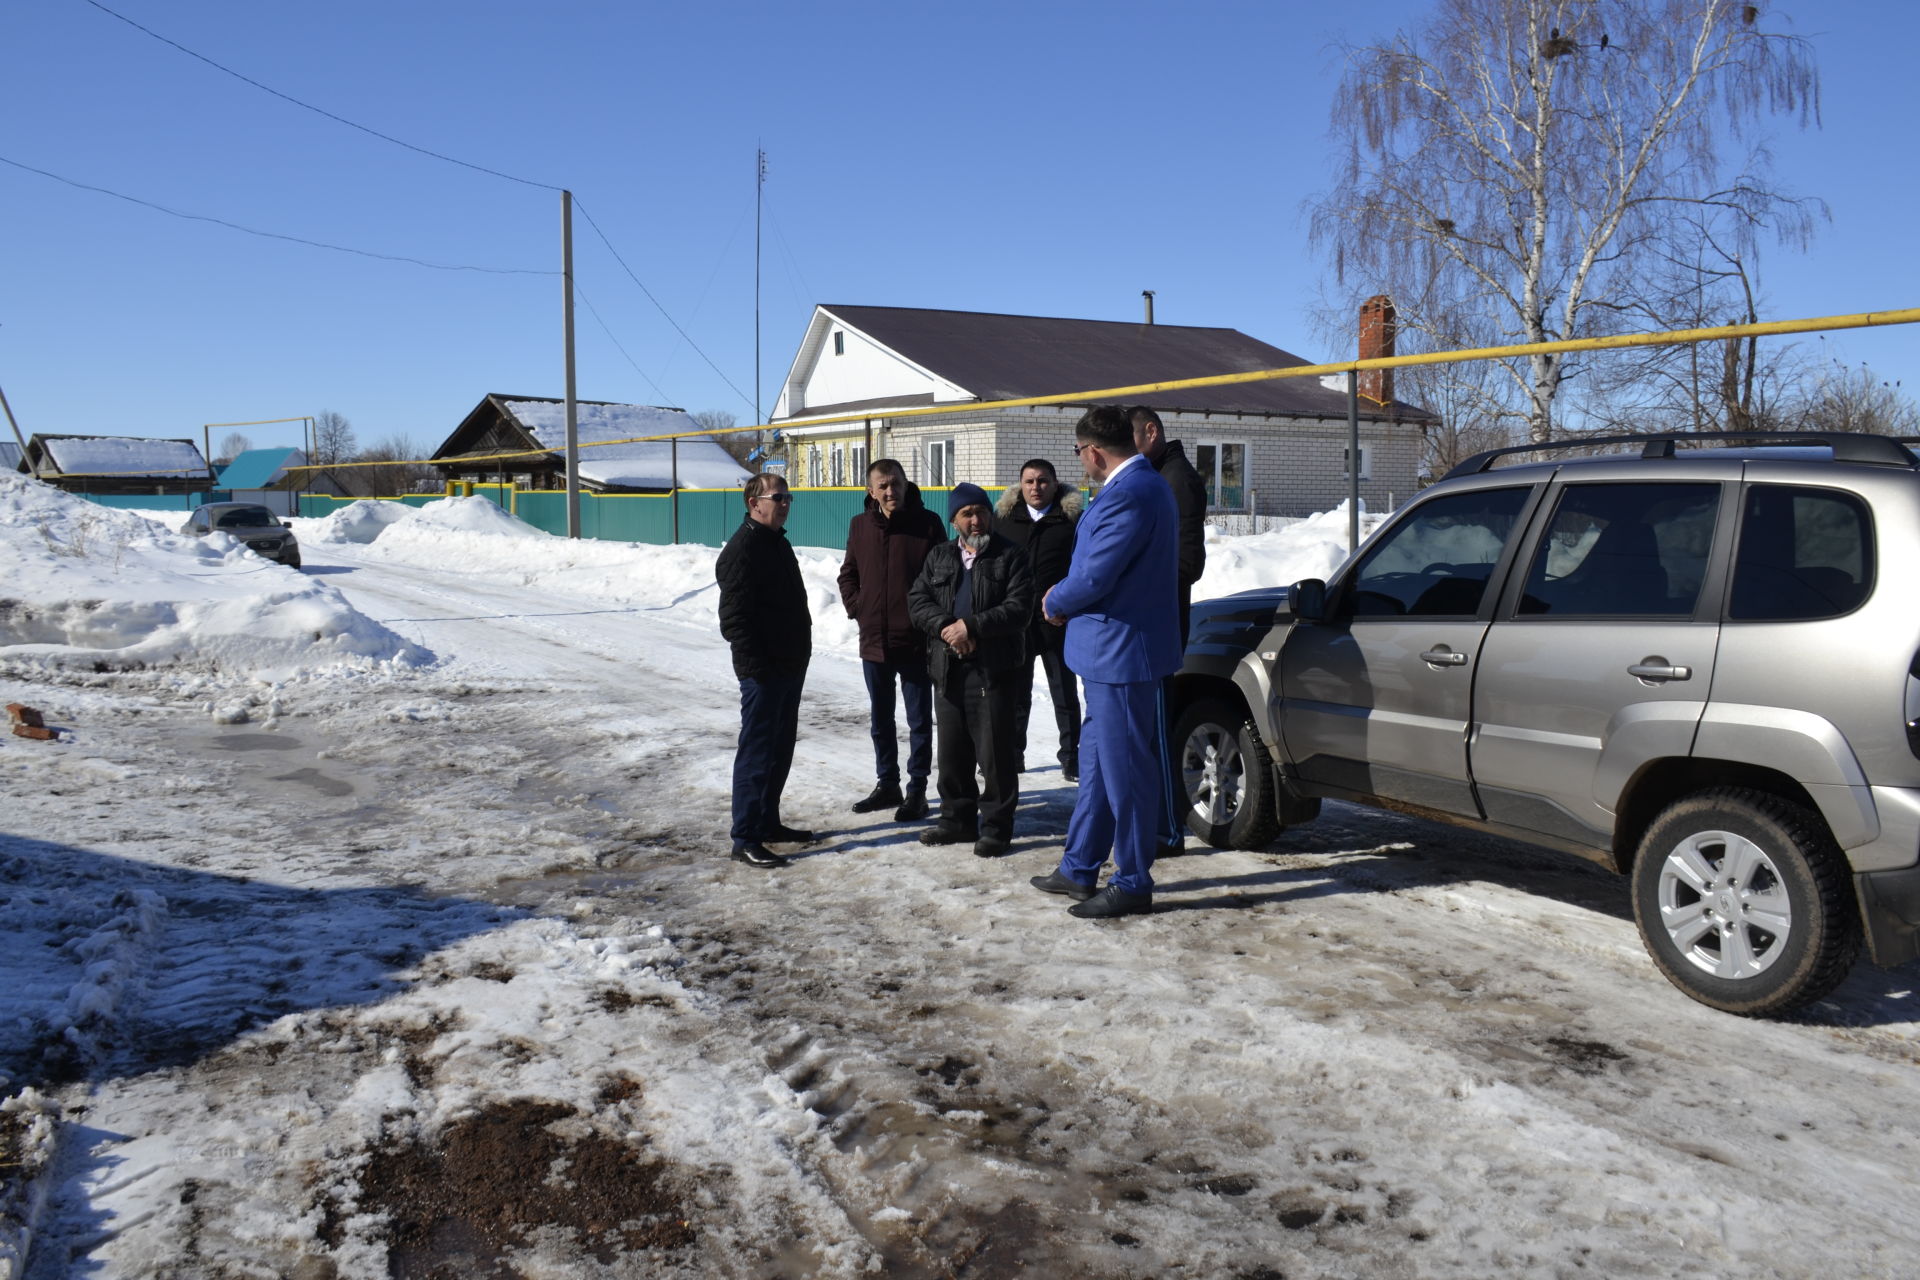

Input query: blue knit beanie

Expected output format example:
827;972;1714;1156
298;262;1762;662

947;482;990;521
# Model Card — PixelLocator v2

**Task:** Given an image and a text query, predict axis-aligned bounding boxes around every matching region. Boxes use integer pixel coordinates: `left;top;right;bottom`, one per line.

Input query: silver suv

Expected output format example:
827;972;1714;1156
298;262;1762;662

1172;432;1920;1015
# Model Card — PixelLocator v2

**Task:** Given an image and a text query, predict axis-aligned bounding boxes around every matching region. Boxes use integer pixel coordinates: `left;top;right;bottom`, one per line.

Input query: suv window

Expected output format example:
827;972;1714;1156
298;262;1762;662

1518;483;1718;617
1346;487;1531;617
1729;484;1873;620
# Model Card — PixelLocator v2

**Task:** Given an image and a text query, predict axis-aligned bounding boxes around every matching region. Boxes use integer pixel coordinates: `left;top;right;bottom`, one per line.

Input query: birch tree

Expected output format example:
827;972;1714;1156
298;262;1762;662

1312;0;1821;441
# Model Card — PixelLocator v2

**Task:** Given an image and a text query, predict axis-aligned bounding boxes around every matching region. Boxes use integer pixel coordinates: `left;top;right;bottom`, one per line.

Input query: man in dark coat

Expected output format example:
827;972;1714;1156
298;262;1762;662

1130;405;1210;859
908;482;1035;859
1129;406;1209;642
994;458;1083;780
837;458;946;821
715;473;816;869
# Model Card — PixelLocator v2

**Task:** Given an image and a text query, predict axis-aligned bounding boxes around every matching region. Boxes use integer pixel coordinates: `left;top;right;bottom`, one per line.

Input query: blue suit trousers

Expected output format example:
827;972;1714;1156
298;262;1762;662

1058;678;1166;895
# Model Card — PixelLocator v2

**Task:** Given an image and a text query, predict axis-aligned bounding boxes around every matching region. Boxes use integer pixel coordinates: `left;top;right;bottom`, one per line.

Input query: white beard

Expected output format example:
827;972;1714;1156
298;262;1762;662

958;531;991;552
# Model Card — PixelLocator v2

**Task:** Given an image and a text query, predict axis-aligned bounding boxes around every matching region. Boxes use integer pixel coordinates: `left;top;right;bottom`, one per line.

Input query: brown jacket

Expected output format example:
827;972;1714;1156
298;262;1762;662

837;483;947;663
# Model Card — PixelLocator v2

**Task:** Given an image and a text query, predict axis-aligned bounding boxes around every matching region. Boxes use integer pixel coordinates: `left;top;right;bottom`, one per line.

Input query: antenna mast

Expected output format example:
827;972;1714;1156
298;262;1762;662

755;147;766;429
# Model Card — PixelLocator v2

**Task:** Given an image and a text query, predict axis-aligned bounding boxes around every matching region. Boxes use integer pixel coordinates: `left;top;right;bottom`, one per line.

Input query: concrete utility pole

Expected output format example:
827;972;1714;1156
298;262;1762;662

562;189;580;538
0;378;29;458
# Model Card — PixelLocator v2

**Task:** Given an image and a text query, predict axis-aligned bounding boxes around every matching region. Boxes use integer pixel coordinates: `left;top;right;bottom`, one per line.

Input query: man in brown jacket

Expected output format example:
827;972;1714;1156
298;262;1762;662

837;458;947;820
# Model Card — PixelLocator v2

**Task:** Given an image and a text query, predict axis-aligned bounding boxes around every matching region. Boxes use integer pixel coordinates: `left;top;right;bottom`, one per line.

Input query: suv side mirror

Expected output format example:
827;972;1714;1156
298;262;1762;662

1286;579;1327;621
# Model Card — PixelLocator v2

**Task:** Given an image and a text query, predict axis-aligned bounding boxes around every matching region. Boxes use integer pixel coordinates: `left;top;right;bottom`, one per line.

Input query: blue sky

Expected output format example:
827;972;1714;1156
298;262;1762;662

4;0;1914;455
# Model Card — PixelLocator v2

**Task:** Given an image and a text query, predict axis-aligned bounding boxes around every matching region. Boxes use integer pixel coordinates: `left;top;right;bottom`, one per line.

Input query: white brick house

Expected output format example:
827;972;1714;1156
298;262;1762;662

770;304;1434;515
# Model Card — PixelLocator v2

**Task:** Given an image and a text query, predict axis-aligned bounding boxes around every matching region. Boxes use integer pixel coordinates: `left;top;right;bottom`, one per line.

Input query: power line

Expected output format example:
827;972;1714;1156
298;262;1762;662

572;284;677;407
80;0;561;193
71;0;756;411
0;154;554;275
572;197;759;416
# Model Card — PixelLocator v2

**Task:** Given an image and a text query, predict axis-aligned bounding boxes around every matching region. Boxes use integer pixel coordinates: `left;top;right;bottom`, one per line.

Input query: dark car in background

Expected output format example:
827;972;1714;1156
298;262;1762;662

181;502;301;568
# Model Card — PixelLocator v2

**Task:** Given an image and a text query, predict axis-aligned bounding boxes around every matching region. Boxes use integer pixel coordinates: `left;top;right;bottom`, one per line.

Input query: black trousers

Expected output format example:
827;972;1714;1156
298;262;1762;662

933;664;1021;841
730;671;804;845
1012;633;1080;768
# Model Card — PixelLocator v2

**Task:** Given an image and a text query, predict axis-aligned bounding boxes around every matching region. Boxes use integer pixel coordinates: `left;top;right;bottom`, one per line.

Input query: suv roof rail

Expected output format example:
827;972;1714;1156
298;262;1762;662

1445;431;1920;480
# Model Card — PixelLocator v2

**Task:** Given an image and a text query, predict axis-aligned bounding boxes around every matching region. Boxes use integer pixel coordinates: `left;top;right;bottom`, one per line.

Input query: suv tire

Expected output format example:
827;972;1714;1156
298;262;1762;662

1630;787;1860;1016
1172;697;1281;851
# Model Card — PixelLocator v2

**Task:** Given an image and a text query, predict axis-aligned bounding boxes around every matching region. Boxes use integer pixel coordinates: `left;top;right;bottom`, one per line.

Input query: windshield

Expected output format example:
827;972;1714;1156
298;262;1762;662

213;508;279;529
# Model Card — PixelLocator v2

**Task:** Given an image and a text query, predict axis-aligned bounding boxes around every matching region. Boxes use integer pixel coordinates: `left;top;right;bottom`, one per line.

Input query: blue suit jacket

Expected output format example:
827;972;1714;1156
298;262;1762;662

1046;454;1183;684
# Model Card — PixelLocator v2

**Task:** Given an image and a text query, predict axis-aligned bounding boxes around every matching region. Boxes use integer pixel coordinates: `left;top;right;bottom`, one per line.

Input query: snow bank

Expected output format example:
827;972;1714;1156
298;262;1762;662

0;474;430;677
303;499;418;545
1196;502;1387;599
286;498;1394;667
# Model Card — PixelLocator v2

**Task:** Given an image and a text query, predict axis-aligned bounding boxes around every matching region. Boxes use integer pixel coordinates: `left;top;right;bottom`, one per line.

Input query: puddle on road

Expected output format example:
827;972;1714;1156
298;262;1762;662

202;729;365;806
208;733;303;752
269;767;355;797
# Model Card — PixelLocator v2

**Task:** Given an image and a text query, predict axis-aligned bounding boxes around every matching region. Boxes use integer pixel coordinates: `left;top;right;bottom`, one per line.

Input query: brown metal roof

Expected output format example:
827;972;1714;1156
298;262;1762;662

821;305;1432;421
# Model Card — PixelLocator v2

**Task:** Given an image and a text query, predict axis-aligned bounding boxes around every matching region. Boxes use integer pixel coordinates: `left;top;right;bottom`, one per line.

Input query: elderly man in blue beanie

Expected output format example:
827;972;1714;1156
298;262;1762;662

907;481;1035;857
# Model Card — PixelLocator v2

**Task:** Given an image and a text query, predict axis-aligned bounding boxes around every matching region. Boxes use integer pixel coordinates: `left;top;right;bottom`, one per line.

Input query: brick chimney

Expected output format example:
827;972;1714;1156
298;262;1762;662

1358;295;1395;405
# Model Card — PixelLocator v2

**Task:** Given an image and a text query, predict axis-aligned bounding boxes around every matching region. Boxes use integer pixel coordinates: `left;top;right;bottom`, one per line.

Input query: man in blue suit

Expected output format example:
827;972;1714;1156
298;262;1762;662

1029;405;1182;918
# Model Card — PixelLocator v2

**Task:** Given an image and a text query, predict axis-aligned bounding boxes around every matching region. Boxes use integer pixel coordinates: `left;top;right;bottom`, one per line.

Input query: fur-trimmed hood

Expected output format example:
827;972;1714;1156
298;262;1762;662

995;482;1084;521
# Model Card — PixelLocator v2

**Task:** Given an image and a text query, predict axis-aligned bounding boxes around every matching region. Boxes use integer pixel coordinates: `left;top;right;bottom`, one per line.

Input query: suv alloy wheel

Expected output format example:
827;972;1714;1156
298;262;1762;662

1172;698;1281;850
1631;787;1861;1014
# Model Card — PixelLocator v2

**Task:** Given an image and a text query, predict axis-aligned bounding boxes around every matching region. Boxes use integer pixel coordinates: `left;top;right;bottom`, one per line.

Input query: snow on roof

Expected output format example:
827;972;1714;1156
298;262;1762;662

42;436;209;477
0;441;22;472
503;400;751;490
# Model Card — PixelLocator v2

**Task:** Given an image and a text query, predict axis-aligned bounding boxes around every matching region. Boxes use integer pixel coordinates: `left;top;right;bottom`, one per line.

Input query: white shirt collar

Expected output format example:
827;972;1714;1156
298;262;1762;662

1103;452;1150;484
1026;502;1051;520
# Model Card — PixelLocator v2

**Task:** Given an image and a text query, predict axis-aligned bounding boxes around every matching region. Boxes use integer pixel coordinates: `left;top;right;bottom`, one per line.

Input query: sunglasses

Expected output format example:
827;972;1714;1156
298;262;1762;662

1071;442;1090;456
757;492;794;505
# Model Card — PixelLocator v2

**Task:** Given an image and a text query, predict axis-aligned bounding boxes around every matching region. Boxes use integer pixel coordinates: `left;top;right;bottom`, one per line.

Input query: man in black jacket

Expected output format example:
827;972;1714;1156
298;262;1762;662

715;473;816;869
837;459;946;821
994;459;1083;780
908;482;1035;858
1130;405;1209;859
1129;407;1209;642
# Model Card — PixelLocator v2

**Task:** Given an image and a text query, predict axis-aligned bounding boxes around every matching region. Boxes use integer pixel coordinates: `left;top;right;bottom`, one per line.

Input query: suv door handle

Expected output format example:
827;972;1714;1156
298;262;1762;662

1628;660;1691;681
1421;646;1468;667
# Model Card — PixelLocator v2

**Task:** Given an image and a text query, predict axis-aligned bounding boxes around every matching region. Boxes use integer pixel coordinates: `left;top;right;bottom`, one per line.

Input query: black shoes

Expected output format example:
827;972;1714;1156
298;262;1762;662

851;781;904;813
1069;885;1154;918
1156;838;1190;859
1028;870;1096;901
919;823;975;846
973;835;1011;858
893;785;929;822
1061;756;1079;783
766;824;817;845
730;842;789;869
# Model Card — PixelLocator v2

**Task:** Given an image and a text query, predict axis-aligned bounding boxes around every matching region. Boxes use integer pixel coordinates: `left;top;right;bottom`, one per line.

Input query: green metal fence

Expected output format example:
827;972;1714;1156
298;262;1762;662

296;485;994;552
77;492;215;512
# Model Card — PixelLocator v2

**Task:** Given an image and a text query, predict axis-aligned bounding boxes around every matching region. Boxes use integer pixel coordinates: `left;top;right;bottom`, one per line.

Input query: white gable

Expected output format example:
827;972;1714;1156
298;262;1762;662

774;308;970;421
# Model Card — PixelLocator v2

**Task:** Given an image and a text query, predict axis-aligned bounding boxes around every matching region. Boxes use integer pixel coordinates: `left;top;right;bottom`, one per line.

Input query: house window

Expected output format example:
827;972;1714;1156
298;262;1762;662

830;443;847;487
807;445;823;488
925;439;955;488
1193;441;1248;510
833;331;845;356
1343;443;1372;481
851;443;869;483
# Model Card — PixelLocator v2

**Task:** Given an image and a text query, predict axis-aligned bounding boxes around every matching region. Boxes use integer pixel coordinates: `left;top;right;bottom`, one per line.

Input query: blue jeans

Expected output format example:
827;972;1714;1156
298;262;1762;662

862;654;933;787
731;672;806;845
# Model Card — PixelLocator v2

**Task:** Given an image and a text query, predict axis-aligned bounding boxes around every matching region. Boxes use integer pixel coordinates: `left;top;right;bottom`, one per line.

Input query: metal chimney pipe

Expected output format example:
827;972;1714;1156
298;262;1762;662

1142;290;1155;324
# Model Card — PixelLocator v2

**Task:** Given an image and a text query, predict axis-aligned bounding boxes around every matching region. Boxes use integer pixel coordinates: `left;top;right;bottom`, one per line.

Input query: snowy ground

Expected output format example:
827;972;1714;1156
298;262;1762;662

4;477;1920;1279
